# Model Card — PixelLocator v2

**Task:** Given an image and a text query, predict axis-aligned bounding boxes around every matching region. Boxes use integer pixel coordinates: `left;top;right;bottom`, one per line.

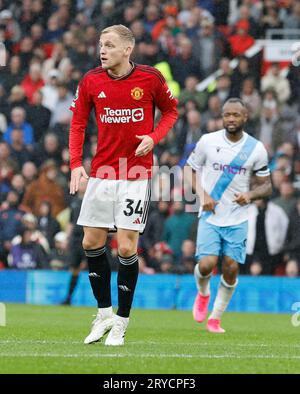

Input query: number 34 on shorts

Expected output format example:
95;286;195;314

77;178;151;233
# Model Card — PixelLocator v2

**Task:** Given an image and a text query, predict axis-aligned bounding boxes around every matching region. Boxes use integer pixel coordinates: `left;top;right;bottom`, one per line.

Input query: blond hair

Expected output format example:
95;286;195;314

100;24;135;46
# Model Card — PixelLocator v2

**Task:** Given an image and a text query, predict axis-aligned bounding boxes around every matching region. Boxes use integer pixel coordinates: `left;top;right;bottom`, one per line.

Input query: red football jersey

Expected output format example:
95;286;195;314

69;63;178;180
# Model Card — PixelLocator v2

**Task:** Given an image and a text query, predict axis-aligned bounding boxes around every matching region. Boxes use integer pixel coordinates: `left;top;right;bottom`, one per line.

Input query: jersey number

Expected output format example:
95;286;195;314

123;199;143;216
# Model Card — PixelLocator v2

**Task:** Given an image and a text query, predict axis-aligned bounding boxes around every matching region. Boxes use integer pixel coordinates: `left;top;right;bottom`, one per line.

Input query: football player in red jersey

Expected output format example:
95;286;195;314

69;25;178;346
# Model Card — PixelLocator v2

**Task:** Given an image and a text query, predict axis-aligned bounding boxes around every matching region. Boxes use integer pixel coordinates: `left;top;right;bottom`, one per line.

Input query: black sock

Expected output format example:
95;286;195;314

85;246;111;308
66;274;79;301
117;254;139;318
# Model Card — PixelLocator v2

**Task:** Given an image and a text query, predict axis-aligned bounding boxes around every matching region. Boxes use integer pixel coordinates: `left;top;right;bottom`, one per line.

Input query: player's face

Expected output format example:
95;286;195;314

222;102;248;134
99;32;131;70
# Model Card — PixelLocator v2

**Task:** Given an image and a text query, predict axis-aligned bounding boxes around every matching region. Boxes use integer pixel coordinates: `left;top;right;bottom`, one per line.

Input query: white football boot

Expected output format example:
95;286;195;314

84;307;115;344
105;315;129;346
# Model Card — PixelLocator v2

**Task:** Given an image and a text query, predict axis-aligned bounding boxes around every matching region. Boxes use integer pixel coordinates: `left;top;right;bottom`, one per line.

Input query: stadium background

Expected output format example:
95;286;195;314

1;0;300;304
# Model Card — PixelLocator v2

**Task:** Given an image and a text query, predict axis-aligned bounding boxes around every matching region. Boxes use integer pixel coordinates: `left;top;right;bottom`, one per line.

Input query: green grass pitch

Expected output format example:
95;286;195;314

0;304;299;374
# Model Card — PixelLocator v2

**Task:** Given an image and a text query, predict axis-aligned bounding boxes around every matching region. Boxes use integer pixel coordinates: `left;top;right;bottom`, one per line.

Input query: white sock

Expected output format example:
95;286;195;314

209;275;238;320
194;264;212;296
98;306;113;317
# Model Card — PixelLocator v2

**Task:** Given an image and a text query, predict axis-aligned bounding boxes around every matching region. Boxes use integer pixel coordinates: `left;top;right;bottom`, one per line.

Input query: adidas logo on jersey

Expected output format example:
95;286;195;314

133;217;141;224
98;91;106;98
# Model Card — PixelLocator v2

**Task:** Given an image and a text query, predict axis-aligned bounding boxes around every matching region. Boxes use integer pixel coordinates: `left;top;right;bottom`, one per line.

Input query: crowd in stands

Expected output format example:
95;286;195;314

1;0;300;277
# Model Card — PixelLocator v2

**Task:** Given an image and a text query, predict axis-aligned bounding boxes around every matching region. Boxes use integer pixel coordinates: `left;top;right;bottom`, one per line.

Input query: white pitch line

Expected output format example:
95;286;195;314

1;353;300;360
0;339;300;349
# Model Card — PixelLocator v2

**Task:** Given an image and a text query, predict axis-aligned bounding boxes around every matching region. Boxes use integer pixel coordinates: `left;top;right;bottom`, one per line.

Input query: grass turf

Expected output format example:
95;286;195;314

0;304;299;374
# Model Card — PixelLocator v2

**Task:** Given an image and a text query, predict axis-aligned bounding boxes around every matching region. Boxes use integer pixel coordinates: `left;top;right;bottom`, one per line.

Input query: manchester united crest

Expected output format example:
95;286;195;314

131;87;144;100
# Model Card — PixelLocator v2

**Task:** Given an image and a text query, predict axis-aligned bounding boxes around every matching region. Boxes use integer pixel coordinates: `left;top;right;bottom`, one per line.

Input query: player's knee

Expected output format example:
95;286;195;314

82;237;100;250
118;241;136;257
223;259;239;278
199;257;216;275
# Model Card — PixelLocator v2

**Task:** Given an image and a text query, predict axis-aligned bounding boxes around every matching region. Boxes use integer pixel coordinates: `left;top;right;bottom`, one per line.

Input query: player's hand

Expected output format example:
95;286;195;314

233;192;252;206
135;135;154;157
202;194;218;214
70;166;89;195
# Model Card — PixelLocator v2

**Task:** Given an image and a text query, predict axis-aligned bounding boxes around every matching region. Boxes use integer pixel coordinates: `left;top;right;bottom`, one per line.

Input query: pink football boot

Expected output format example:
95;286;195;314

193;293;210;323
206;319;225;333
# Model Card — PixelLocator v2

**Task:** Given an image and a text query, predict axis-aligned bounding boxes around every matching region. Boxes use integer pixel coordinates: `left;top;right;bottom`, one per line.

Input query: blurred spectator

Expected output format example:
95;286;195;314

169;37;202;88
272;181;297;217
26;90;51;143
8;227;47;269
143;4;161;34
162;201;196;260
193;18;229;77
283;0;300;30
180;109;203;149
213;74;232;104
37;201;61;249
3;107;34;146
178;239;197;273
9;128;33;168
0;190;24;266
0;55;24;93
131;20;160;65
18;36;34;70
11;212;50;255
44;13;65;42
230;56;253;97
260;2;283;37
42;42;71;80
11;173;26;202
49;231;68;270
246;199;289;275
261;63;291;105
49;82;73;127
6;85;29;117
284;197;300;271
21;63;45;105
202;94;222;128
178;75;208;112
229;19;255;57
61;180;86;304
240;77;261;122
285;260;299;277
33;133;62;167
142;200;169;252
22;160;66;217
147;241;175;273
257;91;280;153
41;69;60;112
0;142;18;175
0;9;21;43
22;161;38;185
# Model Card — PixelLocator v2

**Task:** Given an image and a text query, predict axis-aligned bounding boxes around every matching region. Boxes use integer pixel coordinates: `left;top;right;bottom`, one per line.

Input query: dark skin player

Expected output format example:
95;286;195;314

188;100;272;285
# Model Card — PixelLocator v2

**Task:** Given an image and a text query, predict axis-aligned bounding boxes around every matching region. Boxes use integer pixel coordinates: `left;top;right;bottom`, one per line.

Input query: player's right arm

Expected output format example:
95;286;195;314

185;135;218;213
69;76;93;194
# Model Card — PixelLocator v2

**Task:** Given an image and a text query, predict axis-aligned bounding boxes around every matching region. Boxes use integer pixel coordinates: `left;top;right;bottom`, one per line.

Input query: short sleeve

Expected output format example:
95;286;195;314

186;136;207;171
253;142;270;177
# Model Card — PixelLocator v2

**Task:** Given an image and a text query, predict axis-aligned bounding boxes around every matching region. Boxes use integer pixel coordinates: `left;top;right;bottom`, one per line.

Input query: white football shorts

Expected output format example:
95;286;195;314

77;177;151;233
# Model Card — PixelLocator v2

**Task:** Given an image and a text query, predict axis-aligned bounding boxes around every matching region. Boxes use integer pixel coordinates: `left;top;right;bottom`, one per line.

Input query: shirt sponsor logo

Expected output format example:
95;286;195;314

100;107;144;123
213;163;247;175
131;87;144;100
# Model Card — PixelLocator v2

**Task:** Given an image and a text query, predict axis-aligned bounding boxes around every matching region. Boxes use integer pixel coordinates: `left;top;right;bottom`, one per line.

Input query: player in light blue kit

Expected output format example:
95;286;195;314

186;98;272;333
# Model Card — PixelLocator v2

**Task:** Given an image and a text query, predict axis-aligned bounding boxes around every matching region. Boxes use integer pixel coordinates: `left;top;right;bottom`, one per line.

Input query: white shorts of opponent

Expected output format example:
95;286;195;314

77;178;151;233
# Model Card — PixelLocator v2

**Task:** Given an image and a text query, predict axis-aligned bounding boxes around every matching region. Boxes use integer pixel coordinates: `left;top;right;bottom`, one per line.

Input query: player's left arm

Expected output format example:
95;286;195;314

233;143;272;205
135;73;178;157
234;175;272;205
